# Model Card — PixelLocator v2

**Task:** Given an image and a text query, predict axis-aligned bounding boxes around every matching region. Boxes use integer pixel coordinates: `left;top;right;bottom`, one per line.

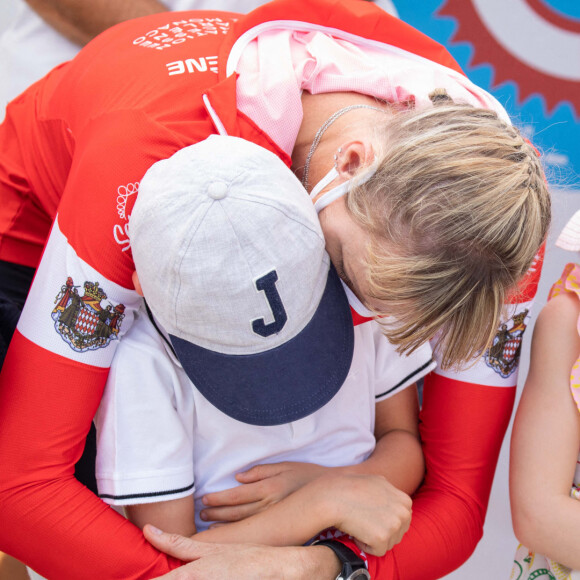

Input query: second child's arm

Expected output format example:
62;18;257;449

510;292;580;570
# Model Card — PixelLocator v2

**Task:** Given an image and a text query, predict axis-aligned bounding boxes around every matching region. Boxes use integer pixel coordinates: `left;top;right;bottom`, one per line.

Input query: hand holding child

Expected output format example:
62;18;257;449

145;528;341;580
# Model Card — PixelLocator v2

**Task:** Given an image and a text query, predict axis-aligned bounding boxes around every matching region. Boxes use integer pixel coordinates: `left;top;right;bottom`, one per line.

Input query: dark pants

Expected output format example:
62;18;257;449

0;260;97;493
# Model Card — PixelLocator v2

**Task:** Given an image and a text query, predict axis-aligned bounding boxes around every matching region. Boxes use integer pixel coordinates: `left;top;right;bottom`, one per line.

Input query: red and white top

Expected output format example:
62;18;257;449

0;0;543;578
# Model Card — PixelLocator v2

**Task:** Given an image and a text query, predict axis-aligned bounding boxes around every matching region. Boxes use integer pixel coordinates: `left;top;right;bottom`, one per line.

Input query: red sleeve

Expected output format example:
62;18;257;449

0;333;182;579
337;378;514;579
338;247;544;578
0;114;188;579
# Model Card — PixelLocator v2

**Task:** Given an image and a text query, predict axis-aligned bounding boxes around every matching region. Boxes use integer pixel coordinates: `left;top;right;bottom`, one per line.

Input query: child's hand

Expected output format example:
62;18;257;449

200;462;328;524
318;473;413;556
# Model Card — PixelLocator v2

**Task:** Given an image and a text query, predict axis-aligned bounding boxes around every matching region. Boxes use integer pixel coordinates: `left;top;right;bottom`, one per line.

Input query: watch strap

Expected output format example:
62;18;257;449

314;539;370;580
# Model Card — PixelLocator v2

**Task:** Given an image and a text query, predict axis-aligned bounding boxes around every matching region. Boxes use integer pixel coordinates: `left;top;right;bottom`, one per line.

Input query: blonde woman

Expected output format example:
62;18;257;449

141;92;550;580
0;0;550;578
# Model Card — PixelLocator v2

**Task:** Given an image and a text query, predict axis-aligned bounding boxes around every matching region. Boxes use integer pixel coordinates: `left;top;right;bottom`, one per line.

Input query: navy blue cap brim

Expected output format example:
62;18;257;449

170;266;355;426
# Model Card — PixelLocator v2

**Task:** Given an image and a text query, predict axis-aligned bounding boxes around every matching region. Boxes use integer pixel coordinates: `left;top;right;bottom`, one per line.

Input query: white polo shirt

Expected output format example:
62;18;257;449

95;291;435;532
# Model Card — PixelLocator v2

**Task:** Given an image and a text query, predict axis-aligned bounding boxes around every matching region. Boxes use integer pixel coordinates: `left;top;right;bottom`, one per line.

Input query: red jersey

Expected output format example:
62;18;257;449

0;0;542;578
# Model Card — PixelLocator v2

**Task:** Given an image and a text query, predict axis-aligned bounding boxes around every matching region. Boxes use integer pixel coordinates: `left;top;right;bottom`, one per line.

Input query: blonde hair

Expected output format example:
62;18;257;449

347;101;551;369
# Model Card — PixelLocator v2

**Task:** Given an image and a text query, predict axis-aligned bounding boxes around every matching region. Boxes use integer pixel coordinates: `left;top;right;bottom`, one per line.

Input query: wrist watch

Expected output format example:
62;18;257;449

314;539;371;580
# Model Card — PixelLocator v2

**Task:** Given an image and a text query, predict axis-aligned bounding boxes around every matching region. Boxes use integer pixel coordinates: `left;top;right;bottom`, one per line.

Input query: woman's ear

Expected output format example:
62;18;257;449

335;140;375;179
132;271;144;296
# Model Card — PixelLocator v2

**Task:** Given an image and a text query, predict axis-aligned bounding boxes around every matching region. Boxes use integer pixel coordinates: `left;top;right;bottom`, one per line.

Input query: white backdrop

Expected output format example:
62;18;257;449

0;3;16;31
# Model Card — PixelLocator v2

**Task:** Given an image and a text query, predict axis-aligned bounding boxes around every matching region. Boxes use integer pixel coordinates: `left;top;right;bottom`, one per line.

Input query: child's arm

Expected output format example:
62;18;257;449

338;382;424;494
193;385;421;553
194;471;412;556
125;387;419;554
199;384;423;527
94;311;198;543
510;292;580;570
125;496;196;537
124;466;412;557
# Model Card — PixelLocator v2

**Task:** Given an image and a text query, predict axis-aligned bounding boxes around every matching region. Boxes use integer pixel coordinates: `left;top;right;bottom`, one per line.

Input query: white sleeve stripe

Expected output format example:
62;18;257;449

18;216;141;367
432;301;534;387
375;358;435;399
98;481;194;501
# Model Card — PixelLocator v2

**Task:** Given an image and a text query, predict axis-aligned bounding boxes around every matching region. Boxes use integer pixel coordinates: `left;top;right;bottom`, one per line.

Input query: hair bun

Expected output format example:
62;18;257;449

429;88;454;105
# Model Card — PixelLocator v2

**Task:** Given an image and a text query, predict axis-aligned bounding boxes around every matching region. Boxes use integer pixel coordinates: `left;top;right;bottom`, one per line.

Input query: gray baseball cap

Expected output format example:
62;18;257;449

130;135;354;425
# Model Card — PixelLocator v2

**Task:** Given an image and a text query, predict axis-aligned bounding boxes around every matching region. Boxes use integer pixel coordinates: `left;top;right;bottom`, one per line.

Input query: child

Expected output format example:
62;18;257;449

510;209;580;578
94;136;434;554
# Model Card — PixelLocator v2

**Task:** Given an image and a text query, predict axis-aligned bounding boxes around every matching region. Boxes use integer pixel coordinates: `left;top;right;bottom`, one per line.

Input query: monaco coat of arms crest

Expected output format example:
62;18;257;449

484;309;529;378
52;277;125;352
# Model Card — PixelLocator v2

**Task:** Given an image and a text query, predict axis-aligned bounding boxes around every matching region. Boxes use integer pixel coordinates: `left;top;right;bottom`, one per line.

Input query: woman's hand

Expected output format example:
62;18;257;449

200;462;328;524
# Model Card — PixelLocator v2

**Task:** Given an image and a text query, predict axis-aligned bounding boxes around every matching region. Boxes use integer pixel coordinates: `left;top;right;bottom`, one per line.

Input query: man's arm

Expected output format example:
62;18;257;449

146;532;343;580
364;373;516;578
24;0;173;46
0;332;181;580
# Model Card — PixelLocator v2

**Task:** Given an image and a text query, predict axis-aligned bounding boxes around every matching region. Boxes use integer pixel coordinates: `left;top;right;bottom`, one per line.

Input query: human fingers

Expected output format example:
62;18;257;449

200;500;266;523
238;462;327;498
143;525;219;562
207;522;226;529
353;538;373;555
235;462;286;483
356;495;412;555
149;557;224;580
326;475;412;555
369;510;411;555
202;481;265;508
349;514;408;556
